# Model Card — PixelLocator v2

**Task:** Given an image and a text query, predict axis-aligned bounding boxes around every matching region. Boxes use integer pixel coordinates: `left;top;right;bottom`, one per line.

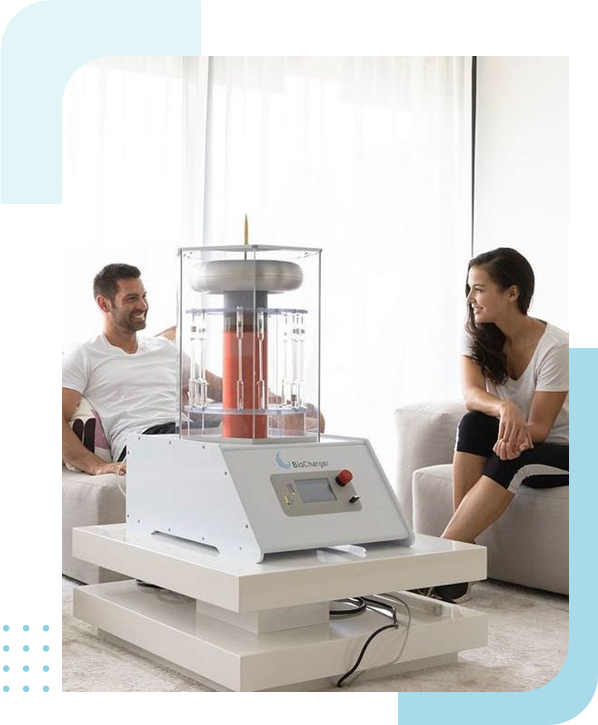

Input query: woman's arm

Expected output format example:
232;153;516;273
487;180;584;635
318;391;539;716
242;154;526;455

527;391;568;443
526;340;568;443
461;356;504;417
461;356;531;455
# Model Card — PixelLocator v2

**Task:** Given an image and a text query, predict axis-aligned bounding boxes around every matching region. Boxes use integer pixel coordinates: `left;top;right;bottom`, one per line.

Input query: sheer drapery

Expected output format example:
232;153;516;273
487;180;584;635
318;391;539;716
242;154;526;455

62;56;209;342
63;56;471;477
204;57;472;474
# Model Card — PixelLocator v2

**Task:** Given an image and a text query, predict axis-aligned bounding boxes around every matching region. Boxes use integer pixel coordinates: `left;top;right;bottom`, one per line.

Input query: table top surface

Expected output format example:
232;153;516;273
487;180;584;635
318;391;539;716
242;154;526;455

75;523;483;578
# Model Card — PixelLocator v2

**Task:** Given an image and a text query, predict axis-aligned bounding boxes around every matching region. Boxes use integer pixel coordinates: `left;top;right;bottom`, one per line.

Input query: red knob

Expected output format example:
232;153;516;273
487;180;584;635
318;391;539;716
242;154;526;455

335;469;353;486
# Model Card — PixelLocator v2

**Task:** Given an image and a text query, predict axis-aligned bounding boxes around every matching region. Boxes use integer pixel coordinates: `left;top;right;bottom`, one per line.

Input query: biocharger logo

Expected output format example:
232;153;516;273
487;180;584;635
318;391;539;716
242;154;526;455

275;452;330;470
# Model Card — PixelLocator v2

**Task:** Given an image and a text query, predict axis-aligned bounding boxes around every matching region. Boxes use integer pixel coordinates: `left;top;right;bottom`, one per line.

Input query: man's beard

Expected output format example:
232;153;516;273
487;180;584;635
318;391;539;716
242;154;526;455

113;309;147;332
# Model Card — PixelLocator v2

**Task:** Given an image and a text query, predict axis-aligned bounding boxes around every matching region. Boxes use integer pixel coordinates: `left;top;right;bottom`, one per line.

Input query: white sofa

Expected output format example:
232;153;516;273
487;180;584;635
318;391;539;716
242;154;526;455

395;401;569;595
62;469;126;583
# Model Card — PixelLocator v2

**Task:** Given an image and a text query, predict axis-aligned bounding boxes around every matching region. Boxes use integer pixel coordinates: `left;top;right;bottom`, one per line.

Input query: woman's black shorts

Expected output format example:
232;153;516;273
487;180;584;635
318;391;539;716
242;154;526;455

455;411;569;493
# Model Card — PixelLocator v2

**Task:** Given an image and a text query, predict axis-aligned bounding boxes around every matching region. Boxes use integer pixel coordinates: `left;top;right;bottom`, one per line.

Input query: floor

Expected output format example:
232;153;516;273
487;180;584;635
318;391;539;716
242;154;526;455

62;576;569;692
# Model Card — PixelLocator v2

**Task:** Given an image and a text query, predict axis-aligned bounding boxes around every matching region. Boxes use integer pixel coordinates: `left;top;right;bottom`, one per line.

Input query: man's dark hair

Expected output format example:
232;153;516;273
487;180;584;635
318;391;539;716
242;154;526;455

93;263;141;301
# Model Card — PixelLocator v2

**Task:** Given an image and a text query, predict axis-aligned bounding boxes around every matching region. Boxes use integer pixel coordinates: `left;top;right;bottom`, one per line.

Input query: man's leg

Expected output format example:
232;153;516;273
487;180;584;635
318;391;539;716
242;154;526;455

117;422;177;462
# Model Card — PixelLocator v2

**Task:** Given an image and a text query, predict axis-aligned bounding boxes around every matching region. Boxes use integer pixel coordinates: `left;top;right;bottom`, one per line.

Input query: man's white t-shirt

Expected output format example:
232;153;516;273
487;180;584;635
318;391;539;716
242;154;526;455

62;334;179;460
463;322;569;446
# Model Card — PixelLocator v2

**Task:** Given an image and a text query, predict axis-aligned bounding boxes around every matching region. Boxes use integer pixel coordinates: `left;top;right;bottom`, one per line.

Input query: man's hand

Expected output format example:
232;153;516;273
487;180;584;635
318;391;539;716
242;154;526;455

91;461;127;476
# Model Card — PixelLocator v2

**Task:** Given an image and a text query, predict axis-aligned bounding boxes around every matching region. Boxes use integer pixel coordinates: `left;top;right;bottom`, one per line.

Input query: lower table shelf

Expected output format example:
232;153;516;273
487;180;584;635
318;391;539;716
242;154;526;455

74;580;487;692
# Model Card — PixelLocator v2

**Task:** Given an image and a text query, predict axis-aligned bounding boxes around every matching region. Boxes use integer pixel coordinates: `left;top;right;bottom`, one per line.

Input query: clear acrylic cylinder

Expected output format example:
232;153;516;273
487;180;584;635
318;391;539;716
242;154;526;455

177;245;321;443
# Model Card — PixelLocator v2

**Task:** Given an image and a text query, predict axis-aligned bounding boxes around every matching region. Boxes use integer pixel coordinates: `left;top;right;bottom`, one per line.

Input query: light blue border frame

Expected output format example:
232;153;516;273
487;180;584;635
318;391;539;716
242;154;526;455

1;1;201;203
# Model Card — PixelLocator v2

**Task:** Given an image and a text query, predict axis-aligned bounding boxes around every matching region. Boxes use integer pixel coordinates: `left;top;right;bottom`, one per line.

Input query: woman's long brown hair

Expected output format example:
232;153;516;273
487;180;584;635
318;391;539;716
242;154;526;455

465;248;535;384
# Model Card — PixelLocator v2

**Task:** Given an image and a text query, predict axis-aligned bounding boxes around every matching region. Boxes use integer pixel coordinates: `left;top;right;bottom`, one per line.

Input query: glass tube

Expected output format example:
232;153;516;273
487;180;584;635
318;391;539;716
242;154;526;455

296;313;305;408
189;312;208;409
196;311;208;408
188;314;197;408
282;312;292;407
236;307;244;410
256;309;266;410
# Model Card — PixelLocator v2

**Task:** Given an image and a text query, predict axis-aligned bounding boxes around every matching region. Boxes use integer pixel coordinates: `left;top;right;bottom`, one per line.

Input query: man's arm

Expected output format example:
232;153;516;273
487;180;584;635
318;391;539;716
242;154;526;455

156;325;176;342
205;370;223;402
62;388;125;475
158;327;223;402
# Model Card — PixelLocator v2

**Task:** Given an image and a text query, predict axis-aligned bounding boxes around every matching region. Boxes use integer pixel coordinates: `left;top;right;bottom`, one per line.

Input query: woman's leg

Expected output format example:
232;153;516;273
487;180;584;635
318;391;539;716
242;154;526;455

432;444;568;602
426;476;512;602
452;451;487;511
442;475;514;543
443;443;568;544
452;411;498;512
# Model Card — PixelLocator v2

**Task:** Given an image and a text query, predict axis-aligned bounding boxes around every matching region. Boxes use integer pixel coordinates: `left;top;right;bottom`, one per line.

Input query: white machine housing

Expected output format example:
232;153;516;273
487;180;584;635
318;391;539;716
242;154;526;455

126;434;414;563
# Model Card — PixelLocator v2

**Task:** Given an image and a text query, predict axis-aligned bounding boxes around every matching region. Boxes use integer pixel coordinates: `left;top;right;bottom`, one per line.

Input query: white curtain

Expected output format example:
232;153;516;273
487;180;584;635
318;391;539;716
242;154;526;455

63;56;471;480
204;57;472;477
62;56;209;344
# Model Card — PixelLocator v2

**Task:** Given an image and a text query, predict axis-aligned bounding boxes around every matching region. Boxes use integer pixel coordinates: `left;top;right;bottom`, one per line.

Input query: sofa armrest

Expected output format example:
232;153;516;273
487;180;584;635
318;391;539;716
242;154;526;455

62;469;126;583
395;400;465;525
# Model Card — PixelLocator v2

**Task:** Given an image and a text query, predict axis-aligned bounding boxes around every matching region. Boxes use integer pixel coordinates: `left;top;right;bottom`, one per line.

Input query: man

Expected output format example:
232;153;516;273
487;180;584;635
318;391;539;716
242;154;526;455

62;263;220;475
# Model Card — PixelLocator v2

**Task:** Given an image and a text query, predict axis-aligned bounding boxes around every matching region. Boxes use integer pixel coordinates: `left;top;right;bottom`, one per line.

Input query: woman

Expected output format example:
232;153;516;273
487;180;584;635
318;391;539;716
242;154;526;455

429;247;569;603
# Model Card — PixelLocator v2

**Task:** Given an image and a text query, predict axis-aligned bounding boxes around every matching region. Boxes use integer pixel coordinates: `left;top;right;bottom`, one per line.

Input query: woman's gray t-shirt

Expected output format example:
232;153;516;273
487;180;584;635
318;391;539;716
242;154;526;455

462;323;569;445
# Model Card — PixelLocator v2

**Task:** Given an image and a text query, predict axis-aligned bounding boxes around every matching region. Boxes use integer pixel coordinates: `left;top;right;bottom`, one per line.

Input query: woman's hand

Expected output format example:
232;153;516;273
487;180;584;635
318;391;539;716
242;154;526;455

494;401;534;460
493;438;531;460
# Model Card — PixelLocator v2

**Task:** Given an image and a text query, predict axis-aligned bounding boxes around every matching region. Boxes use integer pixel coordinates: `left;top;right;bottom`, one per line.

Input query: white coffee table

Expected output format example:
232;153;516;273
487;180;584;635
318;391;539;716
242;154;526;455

73;524;487;691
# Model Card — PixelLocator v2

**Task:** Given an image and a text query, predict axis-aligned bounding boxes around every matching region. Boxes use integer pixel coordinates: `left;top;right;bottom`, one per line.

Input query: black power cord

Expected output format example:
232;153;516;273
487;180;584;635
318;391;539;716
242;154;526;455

330;597;367;617
335;596;399;688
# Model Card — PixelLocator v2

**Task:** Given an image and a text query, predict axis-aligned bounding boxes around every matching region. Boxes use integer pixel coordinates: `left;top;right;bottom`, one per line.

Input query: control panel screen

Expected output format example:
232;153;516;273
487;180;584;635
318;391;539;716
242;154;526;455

295;478;337;503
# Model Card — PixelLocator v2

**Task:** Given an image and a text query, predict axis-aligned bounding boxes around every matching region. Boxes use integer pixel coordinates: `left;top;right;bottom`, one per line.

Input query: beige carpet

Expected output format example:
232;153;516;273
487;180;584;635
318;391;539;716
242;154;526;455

62;577;568;692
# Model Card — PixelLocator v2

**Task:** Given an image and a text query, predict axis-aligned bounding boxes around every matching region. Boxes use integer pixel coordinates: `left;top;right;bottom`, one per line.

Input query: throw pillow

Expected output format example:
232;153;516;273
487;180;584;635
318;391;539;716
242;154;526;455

64;398;111;471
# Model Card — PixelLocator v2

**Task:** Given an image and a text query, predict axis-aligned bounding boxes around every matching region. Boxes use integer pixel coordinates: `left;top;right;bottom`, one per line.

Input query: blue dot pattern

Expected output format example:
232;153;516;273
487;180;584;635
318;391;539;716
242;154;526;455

23;686;29;692
43;686;49;692
2;624;10;692
43;645;49;652
23;666;29;672
43;666;49;672
23;626;29;632
23;646;29;652
43;626;49;632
